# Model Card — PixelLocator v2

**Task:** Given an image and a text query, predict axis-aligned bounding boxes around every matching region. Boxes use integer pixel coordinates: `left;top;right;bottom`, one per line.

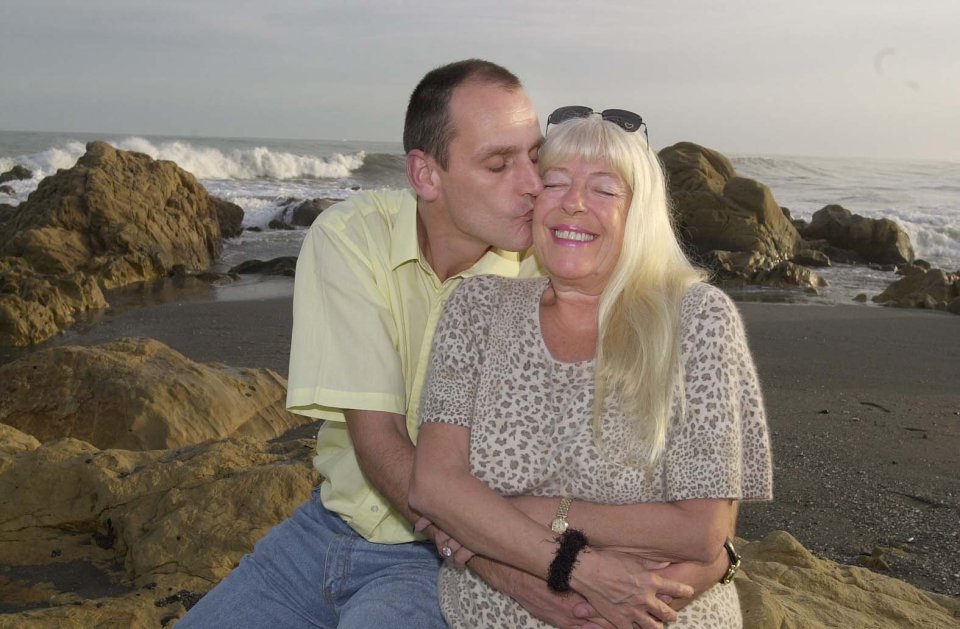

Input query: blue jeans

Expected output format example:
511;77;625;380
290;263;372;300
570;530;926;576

177;489;446;628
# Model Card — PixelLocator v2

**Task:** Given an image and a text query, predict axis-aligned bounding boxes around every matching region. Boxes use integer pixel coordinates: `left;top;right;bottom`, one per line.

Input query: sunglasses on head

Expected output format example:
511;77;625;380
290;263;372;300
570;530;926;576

546;106;648;140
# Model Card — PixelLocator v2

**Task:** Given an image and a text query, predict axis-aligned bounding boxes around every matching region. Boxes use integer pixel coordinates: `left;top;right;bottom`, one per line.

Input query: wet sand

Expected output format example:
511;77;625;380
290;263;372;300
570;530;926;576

6;280;959;596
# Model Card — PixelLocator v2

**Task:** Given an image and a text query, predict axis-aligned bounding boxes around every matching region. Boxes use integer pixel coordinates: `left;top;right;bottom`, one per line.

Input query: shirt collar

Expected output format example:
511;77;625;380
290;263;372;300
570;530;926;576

389;190;422;270
389;189;524;278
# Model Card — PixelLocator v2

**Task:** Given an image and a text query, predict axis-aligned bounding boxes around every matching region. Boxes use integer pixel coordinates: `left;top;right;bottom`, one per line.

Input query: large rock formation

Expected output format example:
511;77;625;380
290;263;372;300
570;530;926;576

802;204;914;265
0;425;317;626
659;142;803;262
1;142;229;286
0;142;244;346
0;338;312;450
737;531;960;628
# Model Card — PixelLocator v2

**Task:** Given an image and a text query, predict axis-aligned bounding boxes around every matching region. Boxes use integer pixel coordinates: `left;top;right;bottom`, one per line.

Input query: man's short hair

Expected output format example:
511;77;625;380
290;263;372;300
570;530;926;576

403;59;522;170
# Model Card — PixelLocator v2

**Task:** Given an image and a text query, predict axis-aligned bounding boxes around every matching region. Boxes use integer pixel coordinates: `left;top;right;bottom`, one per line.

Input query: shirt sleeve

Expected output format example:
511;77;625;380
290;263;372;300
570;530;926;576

418;277;492;428
664;285;773;502
285;210;405;420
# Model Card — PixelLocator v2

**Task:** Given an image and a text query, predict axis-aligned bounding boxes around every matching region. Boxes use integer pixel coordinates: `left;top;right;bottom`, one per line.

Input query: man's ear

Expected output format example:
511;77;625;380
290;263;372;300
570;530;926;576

406;150;441;202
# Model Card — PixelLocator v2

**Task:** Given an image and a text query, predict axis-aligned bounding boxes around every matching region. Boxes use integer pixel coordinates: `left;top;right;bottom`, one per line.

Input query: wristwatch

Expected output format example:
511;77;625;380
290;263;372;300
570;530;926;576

549;497;572;534
719;537;741;585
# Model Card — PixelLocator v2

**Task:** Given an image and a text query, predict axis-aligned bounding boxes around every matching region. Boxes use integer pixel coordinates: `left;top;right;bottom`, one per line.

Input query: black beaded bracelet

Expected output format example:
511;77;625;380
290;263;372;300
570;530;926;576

547;528;589;593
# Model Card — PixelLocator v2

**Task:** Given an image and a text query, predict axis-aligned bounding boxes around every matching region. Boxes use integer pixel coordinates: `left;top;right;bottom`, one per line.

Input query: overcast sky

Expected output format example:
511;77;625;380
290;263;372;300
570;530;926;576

2;1;958;161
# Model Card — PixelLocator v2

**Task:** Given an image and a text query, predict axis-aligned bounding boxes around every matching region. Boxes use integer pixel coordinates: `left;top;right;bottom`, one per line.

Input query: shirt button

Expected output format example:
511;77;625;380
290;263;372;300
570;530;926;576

371;505;379;512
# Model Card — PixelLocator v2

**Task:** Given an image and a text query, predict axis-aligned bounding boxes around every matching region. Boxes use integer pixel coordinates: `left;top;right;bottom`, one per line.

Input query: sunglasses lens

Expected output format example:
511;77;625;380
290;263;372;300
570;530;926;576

547;105;593;125
601;109;643;132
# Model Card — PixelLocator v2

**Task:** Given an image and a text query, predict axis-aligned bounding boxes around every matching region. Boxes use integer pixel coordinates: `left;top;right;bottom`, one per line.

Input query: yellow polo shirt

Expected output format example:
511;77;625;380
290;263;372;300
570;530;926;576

286;189;539;543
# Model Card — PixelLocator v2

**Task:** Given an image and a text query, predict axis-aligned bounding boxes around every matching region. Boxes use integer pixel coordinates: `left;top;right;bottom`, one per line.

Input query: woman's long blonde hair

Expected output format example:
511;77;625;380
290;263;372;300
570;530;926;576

538;116;706;466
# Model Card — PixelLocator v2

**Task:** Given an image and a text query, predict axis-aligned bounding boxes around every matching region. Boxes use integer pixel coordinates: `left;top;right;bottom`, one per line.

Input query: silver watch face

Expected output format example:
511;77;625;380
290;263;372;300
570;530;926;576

550;518;569;534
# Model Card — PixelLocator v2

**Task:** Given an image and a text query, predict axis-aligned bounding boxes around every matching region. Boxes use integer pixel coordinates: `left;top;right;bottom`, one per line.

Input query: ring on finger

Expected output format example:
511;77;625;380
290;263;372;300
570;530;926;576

441;546;453;558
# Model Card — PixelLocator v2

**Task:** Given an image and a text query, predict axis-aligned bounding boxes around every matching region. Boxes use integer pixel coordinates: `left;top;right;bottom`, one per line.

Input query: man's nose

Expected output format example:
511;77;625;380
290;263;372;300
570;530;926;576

519;156;543;196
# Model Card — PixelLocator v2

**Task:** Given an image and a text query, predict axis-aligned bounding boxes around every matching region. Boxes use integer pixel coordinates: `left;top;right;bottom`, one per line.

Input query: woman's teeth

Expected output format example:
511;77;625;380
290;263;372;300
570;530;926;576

553;229;596;242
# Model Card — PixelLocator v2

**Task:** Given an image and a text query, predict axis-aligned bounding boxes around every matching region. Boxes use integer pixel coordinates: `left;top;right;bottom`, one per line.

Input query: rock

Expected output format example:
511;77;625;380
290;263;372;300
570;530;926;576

267;218;296;231
948;296;960;315
0;164;32;184
791;249;831;267
801;204;914;264
0;257;109;347
0;338;313;450
290;198;338;227
704;250;826;293
872;267;960;313
229;256;297;277
737;531;960;628
244;226;263;233
853;293;868;303
803;239;863;265
210;196;245;239
0;422;41;455
0;185;14;196
168;264;238;285
0;425;317;624
0;142;225;285
659;142;802;262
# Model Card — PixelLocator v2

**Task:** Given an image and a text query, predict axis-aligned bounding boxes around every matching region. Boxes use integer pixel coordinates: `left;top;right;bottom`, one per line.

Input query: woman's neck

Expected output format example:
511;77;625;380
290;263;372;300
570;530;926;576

539;279;601;363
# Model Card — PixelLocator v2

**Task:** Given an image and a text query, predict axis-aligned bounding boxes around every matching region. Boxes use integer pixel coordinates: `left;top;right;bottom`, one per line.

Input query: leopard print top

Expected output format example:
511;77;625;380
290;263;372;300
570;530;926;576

419;276;773;628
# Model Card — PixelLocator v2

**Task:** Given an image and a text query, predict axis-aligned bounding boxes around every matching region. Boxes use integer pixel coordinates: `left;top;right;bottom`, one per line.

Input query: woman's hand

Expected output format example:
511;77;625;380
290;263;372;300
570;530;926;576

413;516;476;566
570;548;694;629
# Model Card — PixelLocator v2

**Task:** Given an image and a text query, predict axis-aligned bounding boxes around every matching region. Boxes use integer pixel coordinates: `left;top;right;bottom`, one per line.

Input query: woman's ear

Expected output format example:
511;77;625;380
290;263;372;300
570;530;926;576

406;150;441;202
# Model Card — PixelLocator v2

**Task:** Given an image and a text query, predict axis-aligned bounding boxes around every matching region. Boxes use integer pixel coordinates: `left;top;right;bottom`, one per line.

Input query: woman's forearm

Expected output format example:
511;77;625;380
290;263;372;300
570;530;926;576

508;495;735;563
409;423;559;578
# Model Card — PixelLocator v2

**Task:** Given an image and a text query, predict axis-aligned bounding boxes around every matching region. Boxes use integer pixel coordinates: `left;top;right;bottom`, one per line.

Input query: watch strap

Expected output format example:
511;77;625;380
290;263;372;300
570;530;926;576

719;537;741;585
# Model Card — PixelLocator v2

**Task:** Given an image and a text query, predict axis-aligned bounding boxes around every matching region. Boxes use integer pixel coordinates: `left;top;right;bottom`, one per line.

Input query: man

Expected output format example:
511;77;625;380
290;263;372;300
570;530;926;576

179;59;609;628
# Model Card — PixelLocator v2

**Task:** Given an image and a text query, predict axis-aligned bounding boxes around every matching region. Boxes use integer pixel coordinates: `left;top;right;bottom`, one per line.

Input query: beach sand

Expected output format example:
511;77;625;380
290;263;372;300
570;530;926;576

6;278;958;597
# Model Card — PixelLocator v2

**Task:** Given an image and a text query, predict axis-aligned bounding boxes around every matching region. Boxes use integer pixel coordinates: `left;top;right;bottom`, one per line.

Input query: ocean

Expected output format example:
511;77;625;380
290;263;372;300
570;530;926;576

2;130;958;306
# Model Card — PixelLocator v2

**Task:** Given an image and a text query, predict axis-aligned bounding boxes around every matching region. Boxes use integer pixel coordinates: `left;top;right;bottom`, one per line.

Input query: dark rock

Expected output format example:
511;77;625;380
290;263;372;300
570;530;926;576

268;219;296;231
290;198;338;227
659;142;802;262
210;197;244;238
0;164;32;184
0;185;15;196
245;226;262;233
853;293;868;303
169;264;237;285
229;257;297;277
801;205;914;264
791;249;831;267
912;259;932;270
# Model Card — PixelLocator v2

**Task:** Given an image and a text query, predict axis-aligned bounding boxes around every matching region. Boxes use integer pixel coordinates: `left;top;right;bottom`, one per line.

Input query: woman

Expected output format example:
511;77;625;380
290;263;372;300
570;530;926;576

409;110;772;628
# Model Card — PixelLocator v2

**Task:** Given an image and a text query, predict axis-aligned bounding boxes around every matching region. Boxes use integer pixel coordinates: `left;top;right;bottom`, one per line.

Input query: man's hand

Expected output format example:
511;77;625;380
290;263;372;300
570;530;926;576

468;556;614;629
414;516;476;566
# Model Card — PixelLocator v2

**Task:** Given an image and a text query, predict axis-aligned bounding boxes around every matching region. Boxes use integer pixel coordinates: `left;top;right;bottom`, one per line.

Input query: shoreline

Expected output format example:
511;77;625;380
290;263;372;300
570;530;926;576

2;279;958;597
